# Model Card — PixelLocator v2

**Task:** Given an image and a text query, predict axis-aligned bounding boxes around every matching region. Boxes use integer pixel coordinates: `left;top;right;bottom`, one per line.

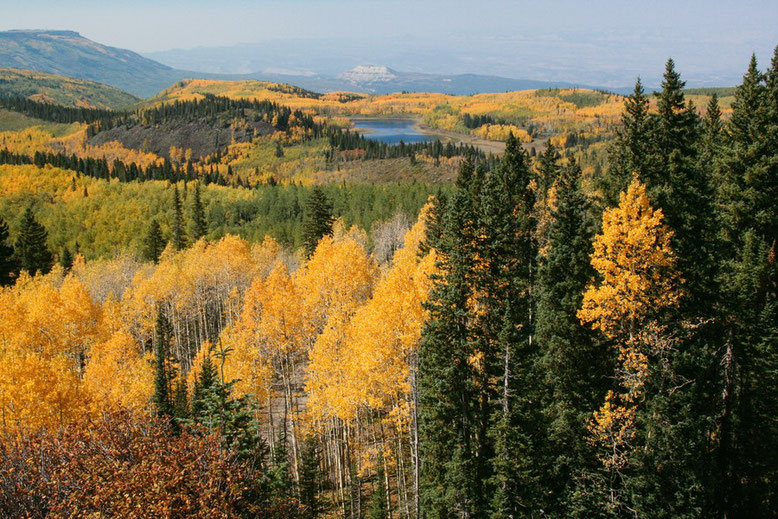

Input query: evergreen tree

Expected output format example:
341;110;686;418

0;216;17;286
701;94;724;184
188;345;262;461
59;247;73;271
302;187;334;256
267;425;296;497
535;160;608;514
714;50;778;517
299;439;323;519
172;185;186;250
626;58;719;518
191;353;218;421
275;141;285;158
172;378;189;421
141;220;166;263
479;133;540;516
367;452;388;519
535;140;560;200
13;207;53;276
190;182;208;240
603;78;654;205
152;308;174;419
418;163;481;518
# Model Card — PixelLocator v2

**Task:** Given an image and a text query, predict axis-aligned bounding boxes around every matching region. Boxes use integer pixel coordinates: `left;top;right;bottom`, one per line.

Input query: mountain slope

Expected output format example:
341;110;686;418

0;68;140;109
0;30;187;97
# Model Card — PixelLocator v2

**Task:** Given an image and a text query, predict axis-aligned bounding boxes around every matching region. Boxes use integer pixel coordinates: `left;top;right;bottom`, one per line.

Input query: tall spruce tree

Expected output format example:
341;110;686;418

602;78;654;205
478;134;541;516
714;51;778;517
418;159;481;518
190;182;207;240
14;207;53;276
172;185;186;250
535;159;608;514
624;58;720;518
302;187;334;256
141;220;166;263
59;246;73;271
0;216;17;286
299;439;323;519
152;308;174;419
367;452;388;519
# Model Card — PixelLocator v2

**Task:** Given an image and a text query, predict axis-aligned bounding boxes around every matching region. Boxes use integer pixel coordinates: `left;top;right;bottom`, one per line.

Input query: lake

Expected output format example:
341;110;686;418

352;119;433;145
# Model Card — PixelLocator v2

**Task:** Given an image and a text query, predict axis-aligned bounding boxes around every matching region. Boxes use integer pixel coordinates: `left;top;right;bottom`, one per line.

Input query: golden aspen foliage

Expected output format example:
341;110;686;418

294;234;378;349
578;176;682;475
300;235;379;425
83;331;154;414
304;207;436;435
344;209;437;417
578;176;681;340
0;273;104;433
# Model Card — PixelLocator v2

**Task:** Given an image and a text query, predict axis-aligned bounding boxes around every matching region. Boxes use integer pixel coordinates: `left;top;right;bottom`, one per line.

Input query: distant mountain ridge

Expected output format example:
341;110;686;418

0;30;635;98
0;30;188;97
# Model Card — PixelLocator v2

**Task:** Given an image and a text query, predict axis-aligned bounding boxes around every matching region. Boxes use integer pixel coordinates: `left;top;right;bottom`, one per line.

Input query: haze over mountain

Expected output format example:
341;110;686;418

0;30;623;98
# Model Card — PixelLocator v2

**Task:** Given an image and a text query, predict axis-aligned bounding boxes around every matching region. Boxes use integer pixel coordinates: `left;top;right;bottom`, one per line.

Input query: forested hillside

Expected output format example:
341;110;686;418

0;68;140;109
0;47;776;519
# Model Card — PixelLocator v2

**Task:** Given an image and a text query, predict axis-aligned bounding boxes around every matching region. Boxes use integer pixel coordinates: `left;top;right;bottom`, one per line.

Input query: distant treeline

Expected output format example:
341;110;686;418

462;113;506;129
0;148;236;186
0;96;116;125
327;128;487;161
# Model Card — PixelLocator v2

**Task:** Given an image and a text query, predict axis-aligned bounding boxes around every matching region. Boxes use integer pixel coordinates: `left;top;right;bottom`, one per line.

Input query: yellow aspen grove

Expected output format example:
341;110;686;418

83;331;154;414
0;273;105;433
578;176;682;504
303;208;436;514
230;262;305;454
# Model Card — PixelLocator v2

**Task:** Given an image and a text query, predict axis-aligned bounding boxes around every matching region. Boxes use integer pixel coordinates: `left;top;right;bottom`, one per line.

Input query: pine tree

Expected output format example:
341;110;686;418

191;353;218;421
172;378;189;421
0;216;17;286
702;94;724;183
13;207;53;276
141;220;166;263
478;133;540;516
418;164;481;517
367;452;388;519
172;185;186;250
714;51;778;517
535;159;607;514
60;247;73;271
603;78;654;205
152;308;173;419
535;140;560;200
299;439;323;519
303;187;334;256
188;345;262;461
190;182;207;240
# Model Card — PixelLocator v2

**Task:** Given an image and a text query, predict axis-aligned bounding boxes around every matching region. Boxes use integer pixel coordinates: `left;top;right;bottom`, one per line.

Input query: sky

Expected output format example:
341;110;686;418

2;0;777;86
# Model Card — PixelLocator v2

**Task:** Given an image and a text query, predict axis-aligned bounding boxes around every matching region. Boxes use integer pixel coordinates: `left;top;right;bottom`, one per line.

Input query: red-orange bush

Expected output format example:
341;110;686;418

0;411;300;518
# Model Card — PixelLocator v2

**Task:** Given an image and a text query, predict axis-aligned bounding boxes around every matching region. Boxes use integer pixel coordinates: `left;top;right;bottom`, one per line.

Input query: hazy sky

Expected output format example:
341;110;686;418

2;0;777;85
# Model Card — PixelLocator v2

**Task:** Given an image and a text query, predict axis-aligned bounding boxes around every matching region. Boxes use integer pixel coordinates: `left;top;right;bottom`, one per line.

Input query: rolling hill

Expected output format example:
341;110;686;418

0;68;140;109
